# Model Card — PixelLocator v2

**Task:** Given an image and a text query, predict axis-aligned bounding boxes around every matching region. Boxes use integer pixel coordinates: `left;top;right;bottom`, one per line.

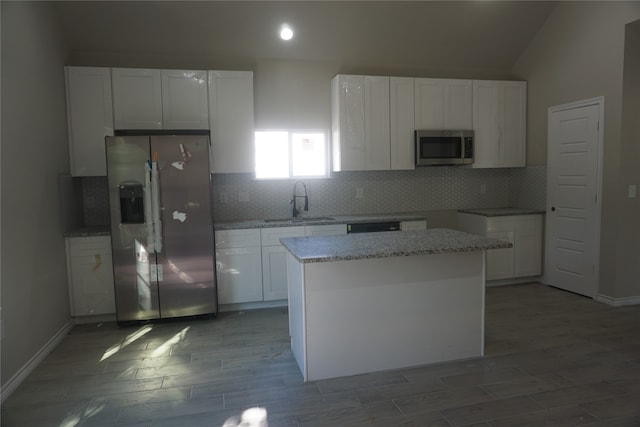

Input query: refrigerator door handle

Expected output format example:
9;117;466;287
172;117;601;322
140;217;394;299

151;159;163;253
144;162;155;252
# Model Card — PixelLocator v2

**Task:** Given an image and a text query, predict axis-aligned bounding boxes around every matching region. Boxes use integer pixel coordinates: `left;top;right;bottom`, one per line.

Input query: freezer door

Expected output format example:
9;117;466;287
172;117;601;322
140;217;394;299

150;135;217;318
106;136;161;321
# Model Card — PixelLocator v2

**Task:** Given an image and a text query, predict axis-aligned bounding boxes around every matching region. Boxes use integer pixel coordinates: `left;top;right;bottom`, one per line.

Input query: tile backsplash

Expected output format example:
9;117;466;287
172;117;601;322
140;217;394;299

77;166;546;225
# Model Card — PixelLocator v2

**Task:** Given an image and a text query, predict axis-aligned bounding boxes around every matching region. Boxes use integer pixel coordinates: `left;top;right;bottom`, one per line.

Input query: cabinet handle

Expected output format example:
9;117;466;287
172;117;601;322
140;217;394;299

551;207;556;212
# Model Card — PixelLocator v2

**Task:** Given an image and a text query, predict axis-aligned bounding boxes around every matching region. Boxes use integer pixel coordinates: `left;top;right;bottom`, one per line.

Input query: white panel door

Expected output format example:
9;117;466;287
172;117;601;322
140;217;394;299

546;100;602;297
161;70;209;129
364;76;390;170
112;68;163;129
390;77;415;170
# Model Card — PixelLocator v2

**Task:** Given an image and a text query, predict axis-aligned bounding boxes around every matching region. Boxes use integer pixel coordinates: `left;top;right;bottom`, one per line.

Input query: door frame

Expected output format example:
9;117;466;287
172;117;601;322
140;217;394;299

544;96;604;297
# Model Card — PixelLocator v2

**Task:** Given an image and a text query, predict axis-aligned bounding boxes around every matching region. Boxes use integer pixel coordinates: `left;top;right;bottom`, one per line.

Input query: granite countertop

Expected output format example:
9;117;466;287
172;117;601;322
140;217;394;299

64;226;111;238
214;213;427;231
458;207;546;217
280;228;512;264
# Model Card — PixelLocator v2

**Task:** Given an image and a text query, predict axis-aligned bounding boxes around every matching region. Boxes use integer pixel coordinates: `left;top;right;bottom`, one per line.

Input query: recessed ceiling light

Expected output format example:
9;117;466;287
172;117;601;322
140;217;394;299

280;25;294;41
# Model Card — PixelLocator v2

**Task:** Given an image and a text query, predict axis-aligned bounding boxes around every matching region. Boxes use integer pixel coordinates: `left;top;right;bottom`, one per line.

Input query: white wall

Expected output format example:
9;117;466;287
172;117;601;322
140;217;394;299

512;2;640;298
1;1;71;387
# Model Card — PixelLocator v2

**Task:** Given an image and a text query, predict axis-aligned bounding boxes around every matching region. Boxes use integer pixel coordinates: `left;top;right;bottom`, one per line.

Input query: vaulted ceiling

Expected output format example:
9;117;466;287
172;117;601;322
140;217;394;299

52;1;557;74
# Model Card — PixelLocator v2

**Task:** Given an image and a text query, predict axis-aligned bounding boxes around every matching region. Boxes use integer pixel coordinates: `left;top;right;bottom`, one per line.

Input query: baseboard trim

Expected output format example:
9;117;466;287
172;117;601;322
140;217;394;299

1;319;75;403
486;276;542;287
219;300;288;313
594;294;640;307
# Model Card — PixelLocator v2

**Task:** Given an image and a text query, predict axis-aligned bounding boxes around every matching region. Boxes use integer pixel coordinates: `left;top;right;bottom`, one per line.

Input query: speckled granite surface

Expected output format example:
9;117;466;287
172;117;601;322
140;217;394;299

280;228;512;263
458;207;545;217
214;214;427;230
64;226;111;238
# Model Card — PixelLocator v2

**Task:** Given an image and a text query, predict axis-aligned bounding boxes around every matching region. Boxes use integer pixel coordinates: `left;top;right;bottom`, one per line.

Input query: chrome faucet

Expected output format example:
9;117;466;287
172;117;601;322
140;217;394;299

290;180;309;218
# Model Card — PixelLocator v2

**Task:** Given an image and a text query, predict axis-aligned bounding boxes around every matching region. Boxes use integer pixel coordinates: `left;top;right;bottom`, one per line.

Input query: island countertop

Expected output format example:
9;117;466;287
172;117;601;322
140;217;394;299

280;228;511;263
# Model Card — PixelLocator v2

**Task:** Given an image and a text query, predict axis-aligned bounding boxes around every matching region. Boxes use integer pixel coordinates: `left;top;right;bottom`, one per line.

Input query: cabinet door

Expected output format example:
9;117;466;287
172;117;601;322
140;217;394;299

500;82;527;167
161;70;209;130
65;66;114;176
209;71;255;173
472;80;526;168
486;231;515;280
112;68;163;129
364;76;390;170
216;246;263;304
414;78;444;129
472;81;501;168
390;77;415;170
332;74;366;171
443;79;473;129
513;216;542;277
262;245;290;301
67;237;115;316
305;224;347;236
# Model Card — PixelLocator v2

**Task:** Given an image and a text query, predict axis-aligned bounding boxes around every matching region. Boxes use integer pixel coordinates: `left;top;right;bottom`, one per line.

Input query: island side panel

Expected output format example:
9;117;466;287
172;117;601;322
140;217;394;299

287;252;307;380
302;251;485;381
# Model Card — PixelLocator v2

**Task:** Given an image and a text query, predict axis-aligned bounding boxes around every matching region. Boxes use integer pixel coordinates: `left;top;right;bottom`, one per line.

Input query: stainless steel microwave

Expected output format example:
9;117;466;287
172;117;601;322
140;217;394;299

415;130;474;166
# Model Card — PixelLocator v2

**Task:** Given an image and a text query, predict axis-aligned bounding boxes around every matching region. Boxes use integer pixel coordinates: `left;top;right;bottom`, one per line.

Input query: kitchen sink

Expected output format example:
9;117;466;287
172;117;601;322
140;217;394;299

264;216;335;223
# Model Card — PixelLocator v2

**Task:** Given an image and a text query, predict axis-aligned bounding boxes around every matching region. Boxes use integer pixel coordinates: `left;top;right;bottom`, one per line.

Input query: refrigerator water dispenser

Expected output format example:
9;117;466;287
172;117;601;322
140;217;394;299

119;184;144;224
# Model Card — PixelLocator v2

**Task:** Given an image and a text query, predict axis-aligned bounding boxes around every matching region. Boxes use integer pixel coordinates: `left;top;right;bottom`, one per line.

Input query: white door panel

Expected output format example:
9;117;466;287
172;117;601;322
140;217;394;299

546;99;602;297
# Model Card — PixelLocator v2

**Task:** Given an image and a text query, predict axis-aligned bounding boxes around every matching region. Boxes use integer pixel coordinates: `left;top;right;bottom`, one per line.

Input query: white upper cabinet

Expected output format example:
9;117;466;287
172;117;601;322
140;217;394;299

332;74;391;171
65;66;114;176
208;70;255;174
161;70;209;129
112;68;209;130
364;75;391;170
390;77;415;170
112;68;163;129
472;80;526;168
414;78;472;130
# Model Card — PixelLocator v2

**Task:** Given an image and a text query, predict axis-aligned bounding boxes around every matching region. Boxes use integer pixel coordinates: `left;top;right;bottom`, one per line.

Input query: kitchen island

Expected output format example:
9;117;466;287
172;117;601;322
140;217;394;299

280;228;511;382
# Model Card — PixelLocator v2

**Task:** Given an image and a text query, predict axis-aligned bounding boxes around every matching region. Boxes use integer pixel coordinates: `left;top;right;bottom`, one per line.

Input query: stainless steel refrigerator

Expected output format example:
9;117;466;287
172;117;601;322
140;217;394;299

106;134;217;322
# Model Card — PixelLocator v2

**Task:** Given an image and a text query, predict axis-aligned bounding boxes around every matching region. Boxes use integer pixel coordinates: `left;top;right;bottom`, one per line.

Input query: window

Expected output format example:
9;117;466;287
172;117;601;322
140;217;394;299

255;130;328;179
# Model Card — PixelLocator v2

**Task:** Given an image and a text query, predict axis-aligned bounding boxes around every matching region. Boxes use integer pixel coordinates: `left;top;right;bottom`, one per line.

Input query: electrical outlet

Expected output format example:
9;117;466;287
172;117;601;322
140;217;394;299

356;188;364;199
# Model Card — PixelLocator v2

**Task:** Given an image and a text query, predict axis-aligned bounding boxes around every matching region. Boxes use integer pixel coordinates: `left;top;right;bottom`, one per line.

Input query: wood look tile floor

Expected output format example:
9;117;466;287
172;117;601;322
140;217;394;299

3;283;640;426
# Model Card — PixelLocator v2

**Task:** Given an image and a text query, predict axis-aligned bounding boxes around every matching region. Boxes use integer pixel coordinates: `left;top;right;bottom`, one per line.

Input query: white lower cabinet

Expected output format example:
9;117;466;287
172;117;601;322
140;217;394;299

215;229;263;304
261;227;306;301
457;213;543;281
66;236;115;316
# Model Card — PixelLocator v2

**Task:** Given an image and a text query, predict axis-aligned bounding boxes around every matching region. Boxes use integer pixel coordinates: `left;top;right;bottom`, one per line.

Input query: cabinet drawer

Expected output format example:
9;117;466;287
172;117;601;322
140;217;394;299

215;229;261;249
486;215;540;233
305;224;347;236
67;236;112;257
400;220;427;231
261;226;305;246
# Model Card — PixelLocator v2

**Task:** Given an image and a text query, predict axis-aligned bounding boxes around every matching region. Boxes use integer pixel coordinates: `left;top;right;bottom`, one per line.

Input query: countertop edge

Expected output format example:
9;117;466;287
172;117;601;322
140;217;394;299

281;228;512;264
